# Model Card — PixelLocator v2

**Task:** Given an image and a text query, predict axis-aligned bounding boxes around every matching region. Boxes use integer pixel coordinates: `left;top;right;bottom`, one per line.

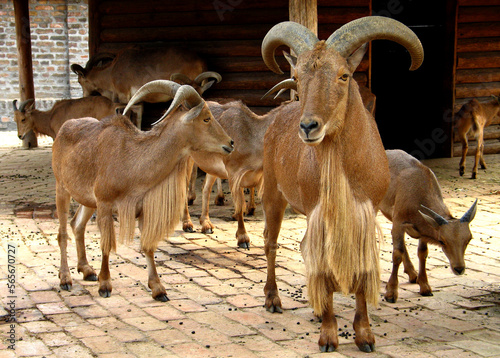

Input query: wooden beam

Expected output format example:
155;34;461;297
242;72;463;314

13;0;37;148
289;0;318;35
88;0;101;56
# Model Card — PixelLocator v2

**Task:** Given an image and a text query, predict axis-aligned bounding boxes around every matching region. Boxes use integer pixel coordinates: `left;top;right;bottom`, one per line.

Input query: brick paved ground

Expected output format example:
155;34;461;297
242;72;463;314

0;131;499;358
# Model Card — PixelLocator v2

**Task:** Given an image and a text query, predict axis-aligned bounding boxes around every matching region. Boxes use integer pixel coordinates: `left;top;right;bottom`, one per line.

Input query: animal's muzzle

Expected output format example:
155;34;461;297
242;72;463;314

300;120;319;138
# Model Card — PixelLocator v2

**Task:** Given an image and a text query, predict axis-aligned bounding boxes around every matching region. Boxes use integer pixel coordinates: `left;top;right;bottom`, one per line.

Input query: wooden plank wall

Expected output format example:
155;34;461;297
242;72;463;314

89;0;371;114
456;0;500;110
454;0;500;155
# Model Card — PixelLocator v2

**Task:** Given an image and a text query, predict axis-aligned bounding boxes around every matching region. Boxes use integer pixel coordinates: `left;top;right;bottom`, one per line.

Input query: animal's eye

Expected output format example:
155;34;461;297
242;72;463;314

340;74;349;81
21;119;26;122
203;117;211;123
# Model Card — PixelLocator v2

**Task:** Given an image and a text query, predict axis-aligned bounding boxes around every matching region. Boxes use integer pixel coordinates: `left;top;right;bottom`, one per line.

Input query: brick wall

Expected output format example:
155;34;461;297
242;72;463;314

0;0;88;130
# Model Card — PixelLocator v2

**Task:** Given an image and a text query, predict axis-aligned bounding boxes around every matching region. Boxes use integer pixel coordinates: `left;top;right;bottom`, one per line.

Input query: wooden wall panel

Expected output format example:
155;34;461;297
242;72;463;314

455;1;500;151
90;0;371;114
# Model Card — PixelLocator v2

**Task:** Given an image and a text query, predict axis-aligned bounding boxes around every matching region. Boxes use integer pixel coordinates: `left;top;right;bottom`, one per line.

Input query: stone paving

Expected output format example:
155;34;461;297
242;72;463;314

0;131;499;358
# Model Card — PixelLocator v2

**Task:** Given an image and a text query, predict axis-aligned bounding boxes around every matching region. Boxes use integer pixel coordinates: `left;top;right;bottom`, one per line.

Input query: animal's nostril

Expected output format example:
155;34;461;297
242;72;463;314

300;121;319;135
454;267;465;275
230;140;234;147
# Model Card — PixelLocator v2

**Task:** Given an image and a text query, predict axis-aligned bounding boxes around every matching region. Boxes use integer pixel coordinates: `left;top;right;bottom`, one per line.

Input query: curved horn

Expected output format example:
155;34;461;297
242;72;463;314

460;199;478;223
262;21;319;74
14;99;35;113
123;80;181;116
419;205;449;227
326;16;424;71
152;85;204;126
194;71;222;86
262;78;297;99
170;73;193;85
86;52;116;69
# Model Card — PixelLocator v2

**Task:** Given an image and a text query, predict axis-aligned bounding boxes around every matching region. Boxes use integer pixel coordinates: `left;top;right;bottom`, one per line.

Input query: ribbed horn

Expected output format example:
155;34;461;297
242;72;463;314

123;80;181;116
14;99;35;113
262;79;297;99
170;73;193;85
326;16;424;71
460;199;478;223
419;205;449;227
152;84;205;126
262;21;319;74
194;71;222;85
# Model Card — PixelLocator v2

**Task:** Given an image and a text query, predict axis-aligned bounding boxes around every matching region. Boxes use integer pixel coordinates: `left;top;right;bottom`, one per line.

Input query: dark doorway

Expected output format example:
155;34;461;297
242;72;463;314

371;0;454;159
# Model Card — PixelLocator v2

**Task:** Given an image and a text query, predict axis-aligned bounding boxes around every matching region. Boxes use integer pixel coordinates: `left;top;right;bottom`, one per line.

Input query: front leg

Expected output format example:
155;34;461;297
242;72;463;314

384;225;406;303
318;287;338;352
145;249;168;301
353;292;376;353
232;186;250;249
417;240;433;296
200;174;218;234
262;189;288;313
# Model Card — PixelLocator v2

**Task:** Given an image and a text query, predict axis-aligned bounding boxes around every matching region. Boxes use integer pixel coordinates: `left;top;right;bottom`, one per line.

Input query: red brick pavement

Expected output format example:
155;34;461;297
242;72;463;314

0;132;499;357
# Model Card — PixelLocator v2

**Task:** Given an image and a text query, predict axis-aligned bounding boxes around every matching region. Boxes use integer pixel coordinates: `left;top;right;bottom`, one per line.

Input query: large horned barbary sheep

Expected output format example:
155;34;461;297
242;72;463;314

379;150;478;303
260;17;423;353
12;97;131;140
70;47;221;103
52;80;233;301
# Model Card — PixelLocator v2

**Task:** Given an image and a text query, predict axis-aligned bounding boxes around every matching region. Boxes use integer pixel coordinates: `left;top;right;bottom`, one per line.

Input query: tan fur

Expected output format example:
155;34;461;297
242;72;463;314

52;82;233;300
140;158;188;252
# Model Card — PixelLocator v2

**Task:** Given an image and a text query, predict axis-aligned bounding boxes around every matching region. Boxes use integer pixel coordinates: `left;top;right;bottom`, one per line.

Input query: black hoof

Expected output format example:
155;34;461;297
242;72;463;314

246;208;255;217
183;226;195;233
266;305;283;314
205;228;213;234
238;242;250;250
421;292;433;297
358;343;375;353
320;345;336;353
60;283;72;291
154;293;169;302
188;199;194;206
98;289;111;298
385;297;396;303
84;274;98;282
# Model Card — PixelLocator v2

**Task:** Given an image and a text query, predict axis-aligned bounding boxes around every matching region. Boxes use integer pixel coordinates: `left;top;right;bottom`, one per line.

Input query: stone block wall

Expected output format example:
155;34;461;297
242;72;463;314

0;0;88;130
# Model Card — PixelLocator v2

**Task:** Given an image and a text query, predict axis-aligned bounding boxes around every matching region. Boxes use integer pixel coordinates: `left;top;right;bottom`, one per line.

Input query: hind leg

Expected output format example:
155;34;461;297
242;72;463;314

96;203;115;297
70;205;98;281
56;183;72;291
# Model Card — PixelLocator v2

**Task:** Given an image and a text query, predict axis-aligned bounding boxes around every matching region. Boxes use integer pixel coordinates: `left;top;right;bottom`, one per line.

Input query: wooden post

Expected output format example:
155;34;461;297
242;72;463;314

289;0;318;35
88;0;101;57
14;0;37;148
444;0;458;158
288;0;317;99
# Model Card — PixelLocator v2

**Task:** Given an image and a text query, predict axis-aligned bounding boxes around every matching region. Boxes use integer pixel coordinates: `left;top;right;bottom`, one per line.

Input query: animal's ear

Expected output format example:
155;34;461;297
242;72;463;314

70;64;86;78
347;43;368;73
182;102;204;123
283;51;297;72
402;222;421;238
